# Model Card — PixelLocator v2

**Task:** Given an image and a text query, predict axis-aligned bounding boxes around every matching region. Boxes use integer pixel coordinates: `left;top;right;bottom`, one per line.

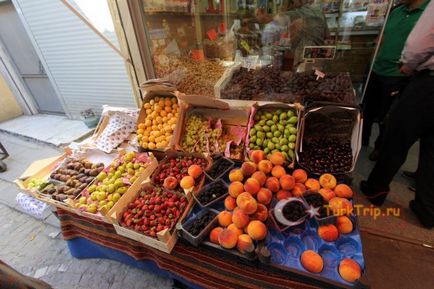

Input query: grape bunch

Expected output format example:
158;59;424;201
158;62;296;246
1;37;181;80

181;114;224;154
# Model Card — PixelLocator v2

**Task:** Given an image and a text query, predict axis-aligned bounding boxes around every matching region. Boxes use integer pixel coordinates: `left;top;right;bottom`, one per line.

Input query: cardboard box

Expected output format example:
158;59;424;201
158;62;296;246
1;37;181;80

17;149;121;213
245;102;303;168
14;154;67;194
73;152;158;223
174;94;249;160
110;182;194;253
137;84;182;153
296;102;362;175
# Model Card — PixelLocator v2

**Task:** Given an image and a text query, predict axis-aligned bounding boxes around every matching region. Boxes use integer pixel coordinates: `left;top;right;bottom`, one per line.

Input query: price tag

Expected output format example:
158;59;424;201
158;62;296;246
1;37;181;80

219;22;226;33
315;69;326;80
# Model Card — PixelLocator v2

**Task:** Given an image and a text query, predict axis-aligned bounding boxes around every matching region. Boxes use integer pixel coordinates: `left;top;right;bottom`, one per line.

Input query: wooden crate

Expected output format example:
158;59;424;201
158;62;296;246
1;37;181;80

246;102;303;169
137;84;182;153
173;94;249;160
14;154;67;195
110;182;194;253
73;153;159;223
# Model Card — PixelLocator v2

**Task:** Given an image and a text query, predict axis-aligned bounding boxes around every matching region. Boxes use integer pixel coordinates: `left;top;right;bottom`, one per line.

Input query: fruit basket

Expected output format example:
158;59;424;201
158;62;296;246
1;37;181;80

177;207;219;247
47;158;105;200
151;150;211;196
173;94;248;161
136;84;182;152
15;154;66;195
73;151;158;223
296;103;362;175
246;103;302;168
204;157;234;181
193;179;228;208
111;182;194;253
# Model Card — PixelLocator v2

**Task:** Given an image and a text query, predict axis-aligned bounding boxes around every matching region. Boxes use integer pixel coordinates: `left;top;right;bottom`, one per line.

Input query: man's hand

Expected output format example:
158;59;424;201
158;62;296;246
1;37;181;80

400;65;413;75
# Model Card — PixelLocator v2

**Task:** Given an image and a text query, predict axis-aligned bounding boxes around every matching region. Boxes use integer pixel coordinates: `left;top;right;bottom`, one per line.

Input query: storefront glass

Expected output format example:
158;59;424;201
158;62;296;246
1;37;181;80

138;0;390;98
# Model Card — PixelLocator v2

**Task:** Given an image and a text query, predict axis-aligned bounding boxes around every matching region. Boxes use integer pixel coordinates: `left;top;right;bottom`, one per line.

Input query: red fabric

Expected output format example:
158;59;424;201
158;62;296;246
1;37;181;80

57;209;320;289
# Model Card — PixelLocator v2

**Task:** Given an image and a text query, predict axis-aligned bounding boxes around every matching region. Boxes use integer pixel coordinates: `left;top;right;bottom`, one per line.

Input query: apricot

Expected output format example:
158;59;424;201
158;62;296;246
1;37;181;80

319;173;337;189
258;160;273;174
251;171;267;186
227;223;243;237
292;169;308;183
217;211;233;227
318;188;336;202
180;176;195;189
246;220;267;241
329;197;353;216
228;181;244;198
209;227;223;244
292;183;306;197
337;216;353;234
241;162;257;177
265;177;280;193
237;234;254;254
280;174;295;190
188;164;203;179
334;184;353;199
256;188;272;205
269;151;285;166
218;229;238;249
318;224;339;242
252;203;268;222
339;258;361;282
276;190;292;200
229;169;244;182
224;196;237;211
250;150;265;164
271;165;286;179
232;208;250;229
244;178;261;195
300;250;323;273
163;176;178;190
236;192;258;215
305;178;321;192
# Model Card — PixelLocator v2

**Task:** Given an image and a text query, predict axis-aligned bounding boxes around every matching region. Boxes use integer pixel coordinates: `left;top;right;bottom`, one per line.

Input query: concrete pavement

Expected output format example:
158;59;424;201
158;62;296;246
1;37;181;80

0;203;172;289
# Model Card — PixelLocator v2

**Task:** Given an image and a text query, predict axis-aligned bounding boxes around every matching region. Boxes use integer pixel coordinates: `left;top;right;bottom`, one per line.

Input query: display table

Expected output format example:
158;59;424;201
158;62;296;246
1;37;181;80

57;209;327;289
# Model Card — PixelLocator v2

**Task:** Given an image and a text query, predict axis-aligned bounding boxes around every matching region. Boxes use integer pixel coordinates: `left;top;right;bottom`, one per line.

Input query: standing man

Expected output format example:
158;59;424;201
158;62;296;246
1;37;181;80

256;0;329;68
360;0;434;229
362;0;429;161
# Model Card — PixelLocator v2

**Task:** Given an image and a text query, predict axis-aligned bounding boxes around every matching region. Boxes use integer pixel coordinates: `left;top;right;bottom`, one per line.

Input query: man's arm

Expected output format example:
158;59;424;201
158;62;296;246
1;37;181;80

400;1;434;73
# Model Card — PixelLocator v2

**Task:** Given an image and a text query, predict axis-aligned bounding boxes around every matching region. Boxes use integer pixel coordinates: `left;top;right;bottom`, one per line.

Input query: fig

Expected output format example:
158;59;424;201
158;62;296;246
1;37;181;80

65;188;75;195
89;169;99;176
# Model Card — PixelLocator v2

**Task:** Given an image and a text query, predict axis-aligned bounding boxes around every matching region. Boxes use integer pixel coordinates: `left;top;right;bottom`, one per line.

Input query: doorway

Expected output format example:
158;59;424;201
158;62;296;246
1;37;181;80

0;1;64;114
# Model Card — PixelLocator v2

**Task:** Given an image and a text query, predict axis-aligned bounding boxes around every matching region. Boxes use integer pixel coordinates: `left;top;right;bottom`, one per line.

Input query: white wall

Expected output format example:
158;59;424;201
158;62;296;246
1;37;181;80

13;0;136;119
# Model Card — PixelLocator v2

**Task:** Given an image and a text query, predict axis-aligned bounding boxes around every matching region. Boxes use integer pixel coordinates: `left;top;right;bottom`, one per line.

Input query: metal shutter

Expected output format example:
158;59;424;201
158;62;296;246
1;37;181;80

13;0;136;119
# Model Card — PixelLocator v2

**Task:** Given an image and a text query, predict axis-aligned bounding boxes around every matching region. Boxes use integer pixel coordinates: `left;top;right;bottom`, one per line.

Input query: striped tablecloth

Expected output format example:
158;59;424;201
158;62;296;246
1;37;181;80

57;209;322;289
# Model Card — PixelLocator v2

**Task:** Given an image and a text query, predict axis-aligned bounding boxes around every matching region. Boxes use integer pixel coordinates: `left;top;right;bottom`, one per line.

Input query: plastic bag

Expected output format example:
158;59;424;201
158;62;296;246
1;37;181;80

16;193;49;220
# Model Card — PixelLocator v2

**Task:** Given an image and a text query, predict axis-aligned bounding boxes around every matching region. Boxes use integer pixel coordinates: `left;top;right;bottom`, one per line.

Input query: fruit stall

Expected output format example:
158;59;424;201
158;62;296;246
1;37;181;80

15;83;367;288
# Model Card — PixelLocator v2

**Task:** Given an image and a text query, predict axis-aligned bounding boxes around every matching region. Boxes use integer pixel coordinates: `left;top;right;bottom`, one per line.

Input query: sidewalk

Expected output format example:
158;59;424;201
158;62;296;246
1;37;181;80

0;203;172;289
0;131;63;227
0;114;92;147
